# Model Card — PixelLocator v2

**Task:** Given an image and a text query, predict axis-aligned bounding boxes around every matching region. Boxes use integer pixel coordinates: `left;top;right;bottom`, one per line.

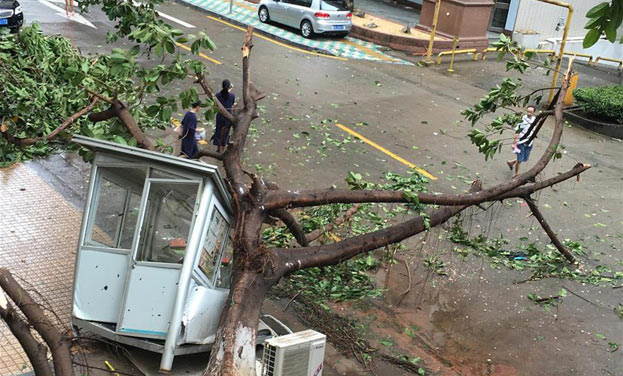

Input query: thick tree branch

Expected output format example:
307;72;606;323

196;75;235;124
274;194;474;275
222;26;260;197
193;149;224;160
274;158;588;275
88;99;155;150
261;162;589;210
0;298;53;376
495;163;590;200
523;196;576;263
0;268;74;376
1;97;99;146
269;209;309;247
241;26;254;108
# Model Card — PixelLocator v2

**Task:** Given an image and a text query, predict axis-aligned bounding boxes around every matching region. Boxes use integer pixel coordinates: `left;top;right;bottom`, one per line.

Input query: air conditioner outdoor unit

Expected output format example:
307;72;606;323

260;329;326;376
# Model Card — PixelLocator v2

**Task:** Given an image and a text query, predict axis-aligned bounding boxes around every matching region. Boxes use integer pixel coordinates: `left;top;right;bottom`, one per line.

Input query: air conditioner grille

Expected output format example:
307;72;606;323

262;344;277;376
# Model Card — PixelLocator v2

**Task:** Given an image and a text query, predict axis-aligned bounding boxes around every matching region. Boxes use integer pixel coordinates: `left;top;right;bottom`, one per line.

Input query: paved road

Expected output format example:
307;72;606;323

4;1;622;375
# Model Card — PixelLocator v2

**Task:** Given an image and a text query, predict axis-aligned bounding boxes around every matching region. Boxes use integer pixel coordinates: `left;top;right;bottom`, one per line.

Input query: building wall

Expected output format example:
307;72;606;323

511;0;623;66
512;0;600;40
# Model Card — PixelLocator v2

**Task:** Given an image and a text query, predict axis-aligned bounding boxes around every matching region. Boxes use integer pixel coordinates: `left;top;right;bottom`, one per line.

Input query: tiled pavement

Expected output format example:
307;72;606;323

0;164;83;375
179;0;413;65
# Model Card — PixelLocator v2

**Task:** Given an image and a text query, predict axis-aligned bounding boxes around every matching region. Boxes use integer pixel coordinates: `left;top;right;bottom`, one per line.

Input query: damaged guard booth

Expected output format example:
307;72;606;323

71;135;238;372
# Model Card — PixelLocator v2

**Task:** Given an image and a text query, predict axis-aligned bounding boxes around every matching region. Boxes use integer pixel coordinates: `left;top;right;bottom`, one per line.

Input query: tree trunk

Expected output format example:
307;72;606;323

204;268;270;376
0;268;75;376
0;301;54;376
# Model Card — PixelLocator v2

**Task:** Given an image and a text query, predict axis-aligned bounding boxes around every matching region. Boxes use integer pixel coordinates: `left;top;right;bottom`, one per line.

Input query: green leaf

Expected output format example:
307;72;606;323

595;333;607;340
605;19;618;42
586;2;609;18
583;28;601;48
113;136;128;145
403;191;420;206
584;17;602;30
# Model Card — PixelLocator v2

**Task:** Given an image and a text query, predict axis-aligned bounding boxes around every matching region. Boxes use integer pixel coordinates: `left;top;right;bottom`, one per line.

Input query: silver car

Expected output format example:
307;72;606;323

258;0;352;38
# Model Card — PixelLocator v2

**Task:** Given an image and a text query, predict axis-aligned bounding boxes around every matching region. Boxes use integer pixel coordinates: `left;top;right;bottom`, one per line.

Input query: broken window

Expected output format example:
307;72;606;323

199;207;229;282
86;167;146;249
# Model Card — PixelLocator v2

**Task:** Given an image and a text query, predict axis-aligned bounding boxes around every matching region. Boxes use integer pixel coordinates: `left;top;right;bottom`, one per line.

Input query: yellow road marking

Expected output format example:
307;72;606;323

206;15;348;61
333;123;437;180
341;39;394;62
176;43;222;65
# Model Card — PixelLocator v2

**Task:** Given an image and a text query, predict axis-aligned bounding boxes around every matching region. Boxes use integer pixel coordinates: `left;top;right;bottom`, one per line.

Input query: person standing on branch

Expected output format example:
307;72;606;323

179;100;201;158
212;79;235;154
507;105;537;178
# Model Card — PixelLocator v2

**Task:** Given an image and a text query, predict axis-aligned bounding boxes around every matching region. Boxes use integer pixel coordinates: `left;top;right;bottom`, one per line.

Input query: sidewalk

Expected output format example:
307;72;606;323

0;164;81;375
355;0;421;26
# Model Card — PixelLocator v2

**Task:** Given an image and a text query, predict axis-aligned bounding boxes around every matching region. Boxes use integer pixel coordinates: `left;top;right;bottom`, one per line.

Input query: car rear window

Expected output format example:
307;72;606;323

320;0;349;11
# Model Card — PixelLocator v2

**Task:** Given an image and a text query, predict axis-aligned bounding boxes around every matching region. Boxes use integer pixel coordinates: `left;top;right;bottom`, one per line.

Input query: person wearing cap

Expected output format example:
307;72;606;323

179;100;201;158
212;79;235;153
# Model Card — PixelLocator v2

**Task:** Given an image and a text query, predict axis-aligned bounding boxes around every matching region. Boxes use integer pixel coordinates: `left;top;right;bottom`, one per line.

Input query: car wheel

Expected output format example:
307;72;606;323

258;7;270;23
300;20;314;38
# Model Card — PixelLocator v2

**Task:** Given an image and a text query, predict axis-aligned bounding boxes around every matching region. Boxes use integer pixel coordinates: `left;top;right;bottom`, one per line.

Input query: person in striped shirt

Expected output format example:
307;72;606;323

507;105;536;178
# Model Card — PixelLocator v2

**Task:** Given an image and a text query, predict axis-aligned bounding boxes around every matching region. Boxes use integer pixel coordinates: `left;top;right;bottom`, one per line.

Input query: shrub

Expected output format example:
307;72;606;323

573;85;623;124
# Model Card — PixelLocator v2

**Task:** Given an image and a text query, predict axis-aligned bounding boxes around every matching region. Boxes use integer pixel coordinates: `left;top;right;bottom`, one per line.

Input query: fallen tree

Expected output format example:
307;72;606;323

0;5;593;376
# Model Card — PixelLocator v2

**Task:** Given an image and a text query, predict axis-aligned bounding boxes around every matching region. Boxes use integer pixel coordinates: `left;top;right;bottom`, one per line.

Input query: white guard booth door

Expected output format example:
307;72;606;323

74;166;148;324
118;177;201;339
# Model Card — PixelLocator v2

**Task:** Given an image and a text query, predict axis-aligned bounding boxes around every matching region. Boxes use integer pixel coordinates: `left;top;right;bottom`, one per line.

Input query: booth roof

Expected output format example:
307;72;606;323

72;135;231;206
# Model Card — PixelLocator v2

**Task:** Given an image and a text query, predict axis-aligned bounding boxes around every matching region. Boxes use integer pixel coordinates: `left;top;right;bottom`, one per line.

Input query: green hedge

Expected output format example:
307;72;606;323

573;85;623;124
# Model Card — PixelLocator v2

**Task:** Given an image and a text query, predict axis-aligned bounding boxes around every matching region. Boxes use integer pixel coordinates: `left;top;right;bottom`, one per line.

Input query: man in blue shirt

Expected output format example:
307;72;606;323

180;101;201;158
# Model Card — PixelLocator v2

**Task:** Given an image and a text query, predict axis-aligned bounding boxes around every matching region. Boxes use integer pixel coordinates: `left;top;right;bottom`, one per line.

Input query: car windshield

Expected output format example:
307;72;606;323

320;0;349;11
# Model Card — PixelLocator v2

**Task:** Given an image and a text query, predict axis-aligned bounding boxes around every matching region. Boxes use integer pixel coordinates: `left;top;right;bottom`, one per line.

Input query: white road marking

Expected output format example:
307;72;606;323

133;1;195;28
157;11;196;28
38;0;97;29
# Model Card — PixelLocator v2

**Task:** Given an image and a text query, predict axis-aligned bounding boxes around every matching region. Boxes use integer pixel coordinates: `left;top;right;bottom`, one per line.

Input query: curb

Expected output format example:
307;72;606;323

564;110;623;139
172;0;348;58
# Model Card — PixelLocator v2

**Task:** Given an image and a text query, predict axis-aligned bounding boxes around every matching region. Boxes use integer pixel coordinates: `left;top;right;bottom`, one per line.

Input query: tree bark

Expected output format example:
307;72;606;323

88;99;156;150
203;268;271;376
0;268;74;376
524;196;576;263
269;209;309;246
0;299;54;376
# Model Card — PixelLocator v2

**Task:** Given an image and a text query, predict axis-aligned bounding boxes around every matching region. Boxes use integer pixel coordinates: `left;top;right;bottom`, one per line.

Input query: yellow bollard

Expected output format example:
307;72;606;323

448;37;459;72
563;72;578;106
423;0;443;65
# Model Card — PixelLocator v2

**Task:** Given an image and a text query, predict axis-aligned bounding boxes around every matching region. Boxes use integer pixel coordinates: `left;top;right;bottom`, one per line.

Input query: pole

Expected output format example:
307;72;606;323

229;0;233;14
423;0;442;65
448;37;458;72
160;183;214;372
537;0;573;103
